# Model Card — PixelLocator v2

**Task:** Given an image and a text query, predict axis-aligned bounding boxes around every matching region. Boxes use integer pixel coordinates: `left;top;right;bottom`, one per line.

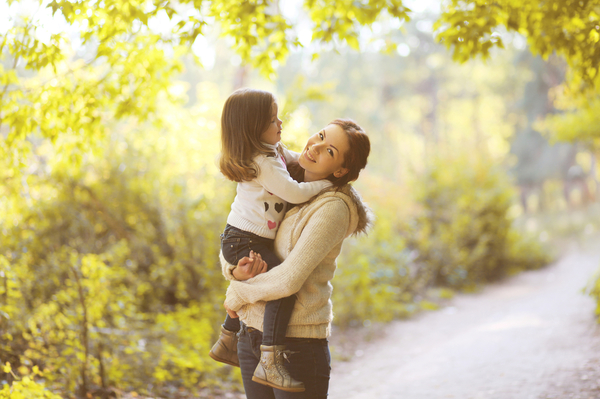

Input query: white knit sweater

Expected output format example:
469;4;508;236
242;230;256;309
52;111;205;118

223;184;372;338
226;144;332;239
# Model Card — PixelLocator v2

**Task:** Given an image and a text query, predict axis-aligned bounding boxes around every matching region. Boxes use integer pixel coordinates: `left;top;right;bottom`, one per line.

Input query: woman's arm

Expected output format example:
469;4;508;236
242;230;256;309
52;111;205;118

224;198;350;311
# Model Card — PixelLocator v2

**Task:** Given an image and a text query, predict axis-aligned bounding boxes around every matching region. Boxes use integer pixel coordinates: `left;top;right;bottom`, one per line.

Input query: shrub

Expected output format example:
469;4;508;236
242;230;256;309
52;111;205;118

0;363;62;399
331;154;551;328
407;154;550;289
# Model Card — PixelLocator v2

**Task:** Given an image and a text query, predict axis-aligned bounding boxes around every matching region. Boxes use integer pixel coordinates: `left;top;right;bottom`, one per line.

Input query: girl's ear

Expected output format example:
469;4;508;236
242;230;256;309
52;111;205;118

333;168;349;178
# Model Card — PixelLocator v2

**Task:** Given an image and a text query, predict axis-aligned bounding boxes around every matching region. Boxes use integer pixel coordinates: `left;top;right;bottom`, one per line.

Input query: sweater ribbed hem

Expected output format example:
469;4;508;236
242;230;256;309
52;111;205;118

226;214;276;240
239;310;331;339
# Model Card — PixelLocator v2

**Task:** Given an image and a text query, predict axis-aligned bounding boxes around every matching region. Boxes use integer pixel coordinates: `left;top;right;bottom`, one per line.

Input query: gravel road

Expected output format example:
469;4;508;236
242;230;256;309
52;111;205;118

329;245;600;399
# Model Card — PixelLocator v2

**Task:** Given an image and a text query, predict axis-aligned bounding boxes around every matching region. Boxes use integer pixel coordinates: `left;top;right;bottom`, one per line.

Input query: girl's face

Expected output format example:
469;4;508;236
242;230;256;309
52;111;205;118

299;124;350;182
260;102;283;145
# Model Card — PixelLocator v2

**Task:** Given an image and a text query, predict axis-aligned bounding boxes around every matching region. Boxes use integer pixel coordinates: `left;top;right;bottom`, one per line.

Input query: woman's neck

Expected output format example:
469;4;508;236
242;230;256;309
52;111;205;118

303;170;327;183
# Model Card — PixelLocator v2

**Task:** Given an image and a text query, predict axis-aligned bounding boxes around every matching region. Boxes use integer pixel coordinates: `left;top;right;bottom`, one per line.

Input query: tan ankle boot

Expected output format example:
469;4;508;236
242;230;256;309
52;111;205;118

251;345;305;392
209;326;239;367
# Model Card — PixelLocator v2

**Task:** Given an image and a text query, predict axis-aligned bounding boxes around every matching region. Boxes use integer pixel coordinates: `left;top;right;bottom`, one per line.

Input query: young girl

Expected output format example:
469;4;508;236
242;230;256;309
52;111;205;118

209;88;331;392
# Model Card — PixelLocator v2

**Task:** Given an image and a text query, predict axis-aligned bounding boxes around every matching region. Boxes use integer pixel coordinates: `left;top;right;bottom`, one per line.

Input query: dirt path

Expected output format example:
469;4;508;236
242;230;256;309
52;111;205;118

329;245;600;399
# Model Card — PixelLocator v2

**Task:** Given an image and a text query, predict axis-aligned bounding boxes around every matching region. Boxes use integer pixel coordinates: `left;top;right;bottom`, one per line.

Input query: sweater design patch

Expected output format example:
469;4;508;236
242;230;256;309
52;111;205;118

275;203;284;213
264;202;269;212
267;220;277;230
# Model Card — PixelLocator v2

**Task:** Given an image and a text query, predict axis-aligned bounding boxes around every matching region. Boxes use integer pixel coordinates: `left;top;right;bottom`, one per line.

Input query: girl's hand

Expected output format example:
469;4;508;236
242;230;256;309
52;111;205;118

232;250;268;281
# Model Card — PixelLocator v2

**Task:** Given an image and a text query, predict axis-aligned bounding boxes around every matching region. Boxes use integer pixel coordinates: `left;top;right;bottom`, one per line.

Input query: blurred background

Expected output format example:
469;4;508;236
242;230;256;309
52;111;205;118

1;0;599;397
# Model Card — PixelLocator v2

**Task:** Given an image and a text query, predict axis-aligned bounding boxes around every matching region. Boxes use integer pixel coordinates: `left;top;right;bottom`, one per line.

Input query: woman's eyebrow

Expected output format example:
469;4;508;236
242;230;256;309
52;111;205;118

322;129;339;153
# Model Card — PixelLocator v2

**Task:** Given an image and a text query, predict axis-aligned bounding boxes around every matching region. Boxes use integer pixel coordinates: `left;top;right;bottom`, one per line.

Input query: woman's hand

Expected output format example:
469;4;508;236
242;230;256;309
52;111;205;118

224;301;238;318
232;250;268;281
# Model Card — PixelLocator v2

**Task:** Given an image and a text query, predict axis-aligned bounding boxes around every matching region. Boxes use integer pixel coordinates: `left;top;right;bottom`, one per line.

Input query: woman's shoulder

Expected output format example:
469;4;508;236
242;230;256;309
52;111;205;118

302;184;374;236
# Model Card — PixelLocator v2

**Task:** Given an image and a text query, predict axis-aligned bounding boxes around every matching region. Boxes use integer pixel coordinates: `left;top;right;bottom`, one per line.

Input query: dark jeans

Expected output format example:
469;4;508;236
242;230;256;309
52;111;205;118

238;323;331;399
221;224;296;345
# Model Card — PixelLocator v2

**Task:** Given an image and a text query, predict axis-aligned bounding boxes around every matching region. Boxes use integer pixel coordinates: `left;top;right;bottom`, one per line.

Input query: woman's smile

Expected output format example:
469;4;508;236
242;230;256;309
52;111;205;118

303;147;316;162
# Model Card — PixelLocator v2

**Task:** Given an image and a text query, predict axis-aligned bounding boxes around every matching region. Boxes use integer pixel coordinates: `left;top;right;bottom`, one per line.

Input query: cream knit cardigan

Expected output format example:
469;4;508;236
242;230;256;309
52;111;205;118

222;184;372;339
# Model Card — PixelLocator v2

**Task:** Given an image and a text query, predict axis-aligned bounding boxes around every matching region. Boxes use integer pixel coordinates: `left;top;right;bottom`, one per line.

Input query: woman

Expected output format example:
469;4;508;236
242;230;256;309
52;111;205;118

221;119;372;398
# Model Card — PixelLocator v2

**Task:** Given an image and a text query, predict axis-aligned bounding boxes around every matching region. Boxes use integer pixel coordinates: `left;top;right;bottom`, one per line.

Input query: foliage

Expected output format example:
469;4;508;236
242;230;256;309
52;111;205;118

1;363;62;399
334;209;417;328
0;0;413;167
588;278;600;321
1;5;182;171
434;0;600;150
537;91;600;152
3;0;599;173
435;0;600;90
406;153;550;290
0;82;235;397
332;156;551;328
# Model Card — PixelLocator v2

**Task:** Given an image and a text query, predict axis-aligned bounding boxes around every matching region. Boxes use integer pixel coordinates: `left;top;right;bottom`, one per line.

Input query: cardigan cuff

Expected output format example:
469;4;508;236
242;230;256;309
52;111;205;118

220;251;240;281
225;284;245;311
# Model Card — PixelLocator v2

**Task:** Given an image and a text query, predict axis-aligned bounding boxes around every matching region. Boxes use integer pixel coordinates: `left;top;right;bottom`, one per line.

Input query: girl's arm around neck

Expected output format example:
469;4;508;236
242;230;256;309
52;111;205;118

256;156;331;204
281;147;301;164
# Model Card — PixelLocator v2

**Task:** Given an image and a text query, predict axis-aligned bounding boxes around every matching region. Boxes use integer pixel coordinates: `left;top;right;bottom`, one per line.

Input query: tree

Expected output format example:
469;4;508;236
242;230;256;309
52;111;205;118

0;0;411;169
434;0;600;150
435;0;600;90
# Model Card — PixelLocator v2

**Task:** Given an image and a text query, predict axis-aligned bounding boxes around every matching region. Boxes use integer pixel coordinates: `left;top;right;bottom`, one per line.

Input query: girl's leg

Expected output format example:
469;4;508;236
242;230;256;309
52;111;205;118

238;326;276;399
243;241;304;392
242;238;291;346
272;339;331;399
210;225;253;367
220;224;256;333
262;296;295;346
223;313;240;332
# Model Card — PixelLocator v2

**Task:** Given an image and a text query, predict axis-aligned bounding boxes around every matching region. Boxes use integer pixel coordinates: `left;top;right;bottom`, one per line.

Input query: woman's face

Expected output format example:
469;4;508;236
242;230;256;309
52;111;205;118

299;124;350;182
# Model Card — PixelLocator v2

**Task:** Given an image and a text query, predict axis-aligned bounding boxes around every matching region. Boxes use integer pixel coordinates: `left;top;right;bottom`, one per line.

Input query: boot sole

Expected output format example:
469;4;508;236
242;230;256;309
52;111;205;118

209;351;240;368
251;376;305;392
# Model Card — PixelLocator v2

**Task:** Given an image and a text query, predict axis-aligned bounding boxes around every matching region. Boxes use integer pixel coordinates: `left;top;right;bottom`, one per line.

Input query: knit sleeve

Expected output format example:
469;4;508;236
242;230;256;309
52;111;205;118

282;147;300;164
224;198;350;311
256;156;332;204
220;251;239;281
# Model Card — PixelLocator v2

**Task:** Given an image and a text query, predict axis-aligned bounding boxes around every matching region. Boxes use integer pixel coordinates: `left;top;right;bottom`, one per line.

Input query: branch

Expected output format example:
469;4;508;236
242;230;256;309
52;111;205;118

75;183;131;241
68;259;89;399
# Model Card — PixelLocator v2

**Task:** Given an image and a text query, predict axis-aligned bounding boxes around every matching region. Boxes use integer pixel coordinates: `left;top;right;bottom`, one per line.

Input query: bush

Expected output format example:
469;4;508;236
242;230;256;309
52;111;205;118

586;262;600;323
0;83;236;397
333;217;417;328
0;363;62;399
331;154;551;328
406;154;550;290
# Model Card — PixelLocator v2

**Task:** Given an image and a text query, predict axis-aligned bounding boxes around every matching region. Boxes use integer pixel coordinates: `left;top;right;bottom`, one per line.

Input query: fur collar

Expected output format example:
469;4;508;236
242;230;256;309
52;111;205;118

289;184;374;237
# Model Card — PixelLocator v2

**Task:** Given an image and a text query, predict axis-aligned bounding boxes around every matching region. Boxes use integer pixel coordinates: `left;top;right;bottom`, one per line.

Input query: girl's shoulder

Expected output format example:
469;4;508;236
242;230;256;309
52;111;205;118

253;150;286;173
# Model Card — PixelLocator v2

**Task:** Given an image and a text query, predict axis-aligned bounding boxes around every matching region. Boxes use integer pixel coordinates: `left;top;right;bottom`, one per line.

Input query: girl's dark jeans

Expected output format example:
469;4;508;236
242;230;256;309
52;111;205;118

220;224;295;346
238;323;331;399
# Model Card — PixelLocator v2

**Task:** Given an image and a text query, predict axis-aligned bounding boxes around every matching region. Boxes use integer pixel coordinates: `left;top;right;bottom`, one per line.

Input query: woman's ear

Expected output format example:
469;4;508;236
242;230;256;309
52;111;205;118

333;168;349;178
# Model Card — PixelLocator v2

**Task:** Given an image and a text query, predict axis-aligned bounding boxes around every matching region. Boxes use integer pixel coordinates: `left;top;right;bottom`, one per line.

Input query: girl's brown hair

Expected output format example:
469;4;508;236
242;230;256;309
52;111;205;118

219;88;277;182
288;118;370;187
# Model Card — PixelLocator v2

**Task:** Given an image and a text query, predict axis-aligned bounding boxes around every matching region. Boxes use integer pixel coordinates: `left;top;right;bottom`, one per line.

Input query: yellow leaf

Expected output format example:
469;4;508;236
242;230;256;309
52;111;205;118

346;36;359;50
